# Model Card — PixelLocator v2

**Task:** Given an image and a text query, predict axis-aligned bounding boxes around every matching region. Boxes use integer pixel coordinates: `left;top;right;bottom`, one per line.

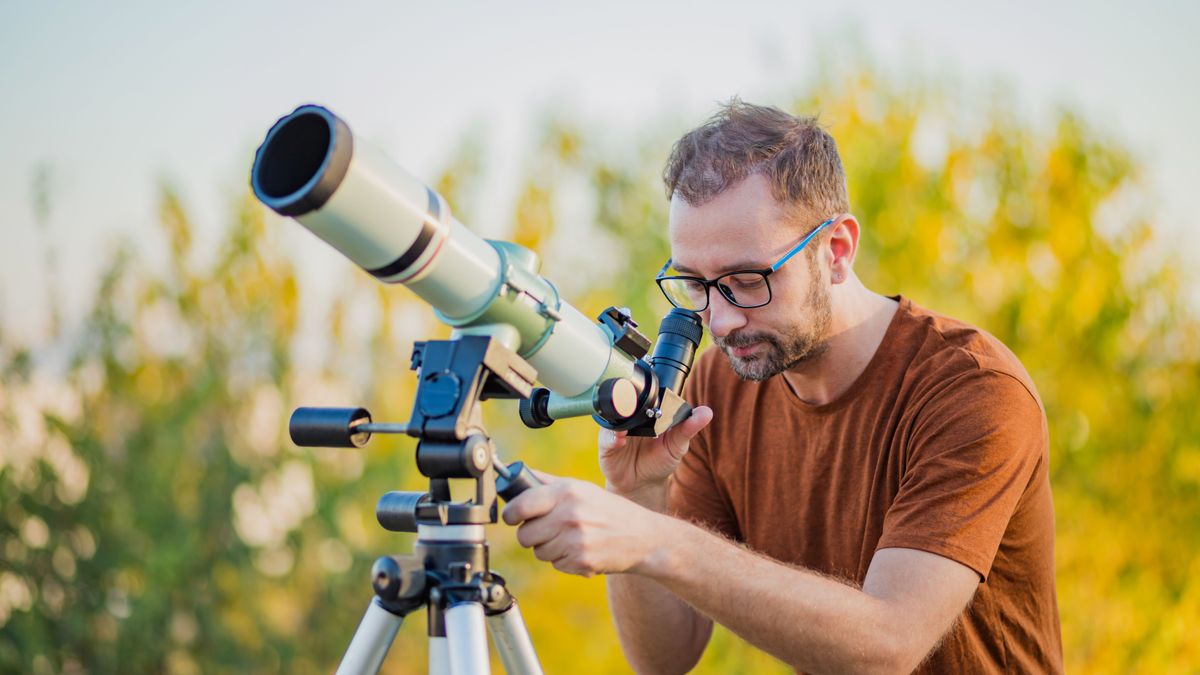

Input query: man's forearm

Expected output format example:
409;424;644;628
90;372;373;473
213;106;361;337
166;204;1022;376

607;573;711;674
640;516;920;674
606;481;711;673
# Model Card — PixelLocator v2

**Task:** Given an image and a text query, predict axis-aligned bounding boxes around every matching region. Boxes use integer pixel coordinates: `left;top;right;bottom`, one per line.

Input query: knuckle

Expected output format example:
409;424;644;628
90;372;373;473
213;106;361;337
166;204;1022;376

577;558;597;577
561;507;581;528
570;529;590;554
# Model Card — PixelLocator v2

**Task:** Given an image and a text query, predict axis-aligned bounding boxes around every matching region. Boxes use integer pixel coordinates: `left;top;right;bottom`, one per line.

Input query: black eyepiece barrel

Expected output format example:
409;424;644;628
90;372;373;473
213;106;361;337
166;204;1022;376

649;309;703;395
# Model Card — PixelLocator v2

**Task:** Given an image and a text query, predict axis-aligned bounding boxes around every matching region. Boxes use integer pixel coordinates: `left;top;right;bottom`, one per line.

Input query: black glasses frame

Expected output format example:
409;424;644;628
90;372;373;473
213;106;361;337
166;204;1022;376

654;216;837;311
655;268;775;311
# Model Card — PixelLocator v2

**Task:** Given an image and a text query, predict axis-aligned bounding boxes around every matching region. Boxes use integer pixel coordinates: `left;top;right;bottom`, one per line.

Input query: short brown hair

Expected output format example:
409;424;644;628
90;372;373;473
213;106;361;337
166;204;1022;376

663;98;849;220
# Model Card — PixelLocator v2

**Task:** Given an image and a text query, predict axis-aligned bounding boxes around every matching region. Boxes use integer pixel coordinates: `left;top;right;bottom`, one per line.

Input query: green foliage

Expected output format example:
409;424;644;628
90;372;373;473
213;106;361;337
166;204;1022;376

2;61;1197;674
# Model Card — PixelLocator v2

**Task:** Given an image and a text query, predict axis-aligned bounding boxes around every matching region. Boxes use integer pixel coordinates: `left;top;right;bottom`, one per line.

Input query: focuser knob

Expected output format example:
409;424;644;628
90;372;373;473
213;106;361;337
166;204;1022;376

595;377;639;422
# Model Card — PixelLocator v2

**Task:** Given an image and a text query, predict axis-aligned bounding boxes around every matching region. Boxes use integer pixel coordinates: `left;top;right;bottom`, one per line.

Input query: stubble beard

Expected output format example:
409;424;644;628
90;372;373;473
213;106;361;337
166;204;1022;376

714;263;833;382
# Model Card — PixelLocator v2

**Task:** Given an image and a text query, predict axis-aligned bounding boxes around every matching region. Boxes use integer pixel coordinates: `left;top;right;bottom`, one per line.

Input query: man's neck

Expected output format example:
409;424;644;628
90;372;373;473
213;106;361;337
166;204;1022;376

780;282;899;407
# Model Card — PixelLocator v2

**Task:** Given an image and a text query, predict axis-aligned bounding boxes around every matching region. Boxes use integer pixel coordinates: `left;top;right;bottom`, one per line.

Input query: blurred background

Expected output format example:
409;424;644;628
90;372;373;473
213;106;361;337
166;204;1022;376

2;1;1198;672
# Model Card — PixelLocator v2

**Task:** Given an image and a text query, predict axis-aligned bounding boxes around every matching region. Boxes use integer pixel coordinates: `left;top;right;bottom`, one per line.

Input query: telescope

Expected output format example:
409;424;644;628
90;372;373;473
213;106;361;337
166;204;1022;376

250;104;702;675
251;104;700;435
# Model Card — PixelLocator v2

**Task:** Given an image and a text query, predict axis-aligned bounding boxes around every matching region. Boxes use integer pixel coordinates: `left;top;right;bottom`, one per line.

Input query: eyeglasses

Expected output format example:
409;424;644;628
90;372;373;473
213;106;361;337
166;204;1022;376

655;216;836;312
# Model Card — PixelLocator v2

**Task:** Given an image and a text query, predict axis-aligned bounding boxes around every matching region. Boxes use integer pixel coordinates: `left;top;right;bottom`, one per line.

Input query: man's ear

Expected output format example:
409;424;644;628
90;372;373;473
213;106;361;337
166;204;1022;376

828;215;859;284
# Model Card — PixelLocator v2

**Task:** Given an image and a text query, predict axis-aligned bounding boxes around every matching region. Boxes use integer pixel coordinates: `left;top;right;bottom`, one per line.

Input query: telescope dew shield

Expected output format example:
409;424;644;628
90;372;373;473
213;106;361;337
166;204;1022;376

251;105;613;397
252;105;497;316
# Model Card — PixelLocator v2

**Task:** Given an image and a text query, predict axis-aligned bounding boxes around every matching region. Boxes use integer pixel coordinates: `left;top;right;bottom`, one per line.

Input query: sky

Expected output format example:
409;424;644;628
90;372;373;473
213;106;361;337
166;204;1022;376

2;0;1198;345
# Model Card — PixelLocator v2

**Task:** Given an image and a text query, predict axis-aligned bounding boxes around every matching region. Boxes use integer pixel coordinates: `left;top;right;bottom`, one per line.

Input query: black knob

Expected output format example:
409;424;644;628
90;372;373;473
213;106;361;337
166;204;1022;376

372;555;425;602
376;491;430;533
519;388;554;429
596;377;639;421
289;407;371;447
497;461;543;501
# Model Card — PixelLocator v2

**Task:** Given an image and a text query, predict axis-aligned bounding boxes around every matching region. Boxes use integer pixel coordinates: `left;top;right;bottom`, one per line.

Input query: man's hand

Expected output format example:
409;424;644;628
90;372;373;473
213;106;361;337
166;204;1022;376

599;405;712;508
501;474;668;577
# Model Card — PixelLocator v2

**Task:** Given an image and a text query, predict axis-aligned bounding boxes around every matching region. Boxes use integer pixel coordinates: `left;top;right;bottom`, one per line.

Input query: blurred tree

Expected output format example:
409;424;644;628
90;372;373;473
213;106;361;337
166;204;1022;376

1;58;1197;674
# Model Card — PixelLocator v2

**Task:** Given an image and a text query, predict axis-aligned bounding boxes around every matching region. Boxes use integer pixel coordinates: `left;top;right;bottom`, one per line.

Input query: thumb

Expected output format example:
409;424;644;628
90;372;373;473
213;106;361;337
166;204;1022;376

674;405;713;440
660;405;712;460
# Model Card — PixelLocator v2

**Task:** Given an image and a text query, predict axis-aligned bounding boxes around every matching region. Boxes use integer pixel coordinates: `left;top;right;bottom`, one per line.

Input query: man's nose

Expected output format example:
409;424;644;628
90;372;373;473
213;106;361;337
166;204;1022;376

703;288;749;338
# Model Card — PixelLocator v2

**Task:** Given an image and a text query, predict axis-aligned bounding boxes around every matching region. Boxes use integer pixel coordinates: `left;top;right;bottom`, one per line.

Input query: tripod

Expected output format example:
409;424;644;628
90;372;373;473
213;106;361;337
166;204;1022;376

337;520;541;675
291;334;548;675
289;303;700;674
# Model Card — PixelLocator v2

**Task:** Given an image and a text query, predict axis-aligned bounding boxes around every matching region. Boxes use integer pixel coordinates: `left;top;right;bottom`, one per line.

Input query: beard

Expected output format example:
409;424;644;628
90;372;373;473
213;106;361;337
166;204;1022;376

714;265;832;381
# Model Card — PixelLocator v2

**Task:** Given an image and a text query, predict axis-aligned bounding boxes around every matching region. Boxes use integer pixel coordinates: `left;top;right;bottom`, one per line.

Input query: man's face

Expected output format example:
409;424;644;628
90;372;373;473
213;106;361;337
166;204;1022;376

667;174;833;381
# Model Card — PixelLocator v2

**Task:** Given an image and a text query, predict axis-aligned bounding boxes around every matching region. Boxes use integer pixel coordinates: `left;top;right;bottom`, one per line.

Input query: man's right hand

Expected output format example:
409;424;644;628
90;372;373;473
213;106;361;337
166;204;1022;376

599;405;713;510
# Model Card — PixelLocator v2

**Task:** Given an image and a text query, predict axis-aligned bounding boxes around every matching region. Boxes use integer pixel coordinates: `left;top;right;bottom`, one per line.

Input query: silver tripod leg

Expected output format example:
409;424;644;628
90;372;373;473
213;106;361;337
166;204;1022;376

336;599;405;675
486;600;543;675
429;636;451;675
445;602;491;675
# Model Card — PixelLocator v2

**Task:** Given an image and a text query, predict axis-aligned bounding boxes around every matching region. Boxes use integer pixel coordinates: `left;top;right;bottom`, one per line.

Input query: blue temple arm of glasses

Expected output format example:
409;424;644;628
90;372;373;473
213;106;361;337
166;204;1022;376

769;216;836;272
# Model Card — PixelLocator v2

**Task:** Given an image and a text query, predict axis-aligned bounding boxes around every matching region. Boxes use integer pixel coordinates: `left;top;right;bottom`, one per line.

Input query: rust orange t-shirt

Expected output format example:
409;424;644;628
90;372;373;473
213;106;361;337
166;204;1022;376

668;296;1062;673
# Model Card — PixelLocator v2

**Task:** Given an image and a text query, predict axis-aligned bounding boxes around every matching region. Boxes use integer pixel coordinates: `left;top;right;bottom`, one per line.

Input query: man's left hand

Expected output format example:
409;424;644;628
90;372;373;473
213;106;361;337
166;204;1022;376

501;474;668;577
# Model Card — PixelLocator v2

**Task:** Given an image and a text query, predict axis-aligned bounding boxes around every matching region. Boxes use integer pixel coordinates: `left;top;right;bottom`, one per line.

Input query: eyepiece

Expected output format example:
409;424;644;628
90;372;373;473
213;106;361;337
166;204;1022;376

649;309;703;395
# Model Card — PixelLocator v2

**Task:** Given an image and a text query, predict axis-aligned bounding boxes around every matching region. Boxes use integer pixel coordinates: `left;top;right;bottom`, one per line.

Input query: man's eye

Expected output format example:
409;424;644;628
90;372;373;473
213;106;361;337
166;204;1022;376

727;274;765;289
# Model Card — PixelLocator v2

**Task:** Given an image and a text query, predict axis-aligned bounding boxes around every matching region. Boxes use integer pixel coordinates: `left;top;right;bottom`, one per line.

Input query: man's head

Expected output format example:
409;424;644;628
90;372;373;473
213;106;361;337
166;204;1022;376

661;99;855;381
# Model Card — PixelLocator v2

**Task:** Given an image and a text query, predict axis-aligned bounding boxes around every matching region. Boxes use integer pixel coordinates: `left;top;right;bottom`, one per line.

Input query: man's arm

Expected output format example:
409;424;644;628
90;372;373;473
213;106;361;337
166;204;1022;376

648;520;979;674
504;479;978;674
604;483;712;674
607;561;713;674
590;407;718;673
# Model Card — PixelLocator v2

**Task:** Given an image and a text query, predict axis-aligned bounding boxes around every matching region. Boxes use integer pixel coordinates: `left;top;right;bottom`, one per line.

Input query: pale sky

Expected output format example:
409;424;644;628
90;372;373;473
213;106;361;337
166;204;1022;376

2;0;1197;345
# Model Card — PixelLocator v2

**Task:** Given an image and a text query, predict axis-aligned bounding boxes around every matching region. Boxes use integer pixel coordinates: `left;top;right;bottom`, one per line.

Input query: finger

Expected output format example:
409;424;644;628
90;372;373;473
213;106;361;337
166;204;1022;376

516;516;560;549
532;535;570;563
598;427;629;451
675;405;713;438
530;468;557;483
501;484;560;525
553;557;595;578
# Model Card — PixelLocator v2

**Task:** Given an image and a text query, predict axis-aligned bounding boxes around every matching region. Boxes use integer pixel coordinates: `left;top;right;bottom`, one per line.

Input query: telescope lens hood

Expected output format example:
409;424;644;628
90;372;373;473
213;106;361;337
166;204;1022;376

251;104;354;217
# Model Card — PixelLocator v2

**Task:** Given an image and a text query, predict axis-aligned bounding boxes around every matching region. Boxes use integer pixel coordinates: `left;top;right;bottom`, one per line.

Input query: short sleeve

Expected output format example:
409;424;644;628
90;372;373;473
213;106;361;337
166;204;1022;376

667;350;742;540
876;368;1046;580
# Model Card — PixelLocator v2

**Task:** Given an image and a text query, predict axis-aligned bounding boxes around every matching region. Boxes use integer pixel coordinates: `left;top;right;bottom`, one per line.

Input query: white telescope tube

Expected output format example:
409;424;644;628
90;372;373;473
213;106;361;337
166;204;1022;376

251;105;616;397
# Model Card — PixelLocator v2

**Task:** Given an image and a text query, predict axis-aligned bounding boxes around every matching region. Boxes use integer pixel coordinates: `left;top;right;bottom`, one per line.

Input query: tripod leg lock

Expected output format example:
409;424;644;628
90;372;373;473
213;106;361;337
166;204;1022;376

371;555;426;616
482;575;515;615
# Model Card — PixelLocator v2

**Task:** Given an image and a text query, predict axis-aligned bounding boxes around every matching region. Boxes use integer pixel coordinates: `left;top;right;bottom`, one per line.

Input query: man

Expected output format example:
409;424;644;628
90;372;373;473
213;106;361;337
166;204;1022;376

503;100;1062;673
